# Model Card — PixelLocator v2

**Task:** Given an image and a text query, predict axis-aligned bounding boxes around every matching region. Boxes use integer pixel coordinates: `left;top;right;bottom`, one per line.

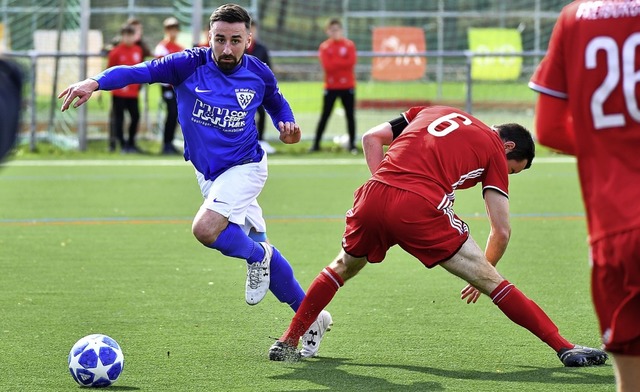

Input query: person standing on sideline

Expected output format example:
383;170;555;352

269;105;607;368
528;1;640;390
103;18;151;152
107;24;143;153
126;17;153;59
310;18;357;154
247;19;275;155
59;3;332;358
102;17;152;58
0;58;23;162
154;17;185;155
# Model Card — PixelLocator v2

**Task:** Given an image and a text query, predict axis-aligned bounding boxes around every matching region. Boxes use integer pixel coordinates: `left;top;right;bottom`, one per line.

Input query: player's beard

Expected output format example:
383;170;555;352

215;51;243;71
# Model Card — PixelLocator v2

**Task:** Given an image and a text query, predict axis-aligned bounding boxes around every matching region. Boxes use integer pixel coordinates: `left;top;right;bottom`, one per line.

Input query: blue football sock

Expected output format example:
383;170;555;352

248;230;267;243
269;246;305;311
209;223;265;264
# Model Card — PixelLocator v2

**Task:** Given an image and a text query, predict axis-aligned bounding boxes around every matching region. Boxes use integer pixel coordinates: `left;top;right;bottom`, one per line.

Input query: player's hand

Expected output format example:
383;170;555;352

278;121;301;144
461;283;482;304
58;79;99;112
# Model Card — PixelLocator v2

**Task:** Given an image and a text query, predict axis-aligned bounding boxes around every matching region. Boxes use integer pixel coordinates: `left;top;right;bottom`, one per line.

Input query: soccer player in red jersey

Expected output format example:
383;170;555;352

269;105;608;367
154;17;185;155
107;24;143;153
529;1;640;389
310;18;358;153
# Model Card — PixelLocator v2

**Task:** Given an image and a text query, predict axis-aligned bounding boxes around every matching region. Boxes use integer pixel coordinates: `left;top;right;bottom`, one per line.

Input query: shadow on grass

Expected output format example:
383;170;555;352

272;357;442;391
271;357;614;391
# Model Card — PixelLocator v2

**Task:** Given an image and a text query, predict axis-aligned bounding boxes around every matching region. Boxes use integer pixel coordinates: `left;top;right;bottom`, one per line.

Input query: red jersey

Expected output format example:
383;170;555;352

372;106;509;209
318;37;356;89
154;39;184;58
107;43;143;98
529;0;640;242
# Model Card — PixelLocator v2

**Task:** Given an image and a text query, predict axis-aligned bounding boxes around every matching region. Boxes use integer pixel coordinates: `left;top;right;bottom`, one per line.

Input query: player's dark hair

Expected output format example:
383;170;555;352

326;18;342;29
210;3;251;30
496;123;535;169
120;24;136;36
126;17;141;26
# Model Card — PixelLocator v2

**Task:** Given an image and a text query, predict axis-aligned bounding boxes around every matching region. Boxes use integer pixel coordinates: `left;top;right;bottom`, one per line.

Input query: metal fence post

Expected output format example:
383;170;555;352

465;51;472;114
29;51;37;152
77;0;90;151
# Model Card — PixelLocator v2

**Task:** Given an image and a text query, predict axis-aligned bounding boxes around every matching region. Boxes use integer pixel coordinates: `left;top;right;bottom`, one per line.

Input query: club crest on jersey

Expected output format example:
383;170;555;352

235;89;256;110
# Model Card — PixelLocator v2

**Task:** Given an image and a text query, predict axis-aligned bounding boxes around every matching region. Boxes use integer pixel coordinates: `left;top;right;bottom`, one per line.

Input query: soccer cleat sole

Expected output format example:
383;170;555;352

269;341;301;362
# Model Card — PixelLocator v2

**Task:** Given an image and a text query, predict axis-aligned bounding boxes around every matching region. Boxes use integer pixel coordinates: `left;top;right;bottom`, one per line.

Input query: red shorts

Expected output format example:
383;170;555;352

590;228;640;355
342;181;469;268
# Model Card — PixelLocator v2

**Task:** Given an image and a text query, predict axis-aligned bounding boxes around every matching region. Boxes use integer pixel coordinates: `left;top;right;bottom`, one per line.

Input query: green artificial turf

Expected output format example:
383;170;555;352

0;156;614;391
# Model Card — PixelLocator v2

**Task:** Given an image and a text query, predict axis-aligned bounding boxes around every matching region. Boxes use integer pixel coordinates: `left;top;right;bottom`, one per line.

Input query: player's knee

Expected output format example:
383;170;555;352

192;219;218;246
192;209;228;246
332;252;366;281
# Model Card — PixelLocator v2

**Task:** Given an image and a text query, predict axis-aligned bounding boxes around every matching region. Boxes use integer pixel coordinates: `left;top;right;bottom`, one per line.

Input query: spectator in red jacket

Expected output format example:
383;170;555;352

107;24;144;153
310;18;357;154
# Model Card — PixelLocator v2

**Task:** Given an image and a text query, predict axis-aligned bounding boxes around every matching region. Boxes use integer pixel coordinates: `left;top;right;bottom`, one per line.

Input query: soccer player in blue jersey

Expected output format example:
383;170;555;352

58;3;332;358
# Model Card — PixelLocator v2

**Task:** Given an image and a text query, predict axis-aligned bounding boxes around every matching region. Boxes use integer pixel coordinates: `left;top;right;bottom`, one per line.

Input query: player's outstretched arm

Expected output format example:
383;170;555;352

460;189;511;304
278;121;301;144
362;122;393;175
483;189;511;266
58;78;99;112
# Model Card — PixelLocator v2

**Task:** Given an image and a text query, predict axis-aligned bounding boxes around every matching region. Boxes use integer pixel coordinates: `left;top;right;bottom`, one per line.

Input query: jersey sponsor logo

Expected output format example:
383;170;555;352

191;99;248;131
235;88;256;110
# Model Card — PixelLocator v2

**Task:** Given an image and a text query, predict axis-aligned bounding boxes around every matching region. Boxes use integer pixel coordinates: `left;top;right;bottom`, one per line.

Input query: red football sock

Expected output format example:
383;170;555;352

491;280;573;352
281;267;344;346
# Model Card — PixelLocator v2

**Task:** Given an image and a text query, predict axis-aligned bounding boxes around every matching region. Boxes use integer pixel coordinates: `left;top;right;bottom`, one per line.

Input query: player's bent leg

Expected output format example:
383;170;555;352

439;237;503;295
441;237;607;367
192;207;229;245
194;209;271;304
267;245;305;311
271;250;354;361
248;227;305;310
612;354;640;392
330;249;368;282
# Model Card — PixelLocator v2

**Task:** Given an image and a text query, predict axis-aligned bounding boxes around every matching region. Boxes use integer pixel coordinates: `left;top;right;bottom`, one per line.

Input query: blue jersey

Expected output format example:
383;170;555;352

93;47;295;181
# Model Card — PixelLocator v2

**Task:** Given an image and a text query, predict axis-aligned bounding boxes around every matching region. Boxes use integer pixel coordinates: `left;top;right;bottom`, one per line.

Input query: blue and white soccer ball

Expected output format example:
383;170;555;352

68;334;124;387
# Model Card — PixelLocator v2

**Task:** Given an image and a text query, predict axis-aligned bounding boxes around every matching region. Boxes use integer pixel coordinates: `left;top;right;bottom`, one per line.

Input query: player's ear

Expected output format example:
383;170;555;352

503;140;516;153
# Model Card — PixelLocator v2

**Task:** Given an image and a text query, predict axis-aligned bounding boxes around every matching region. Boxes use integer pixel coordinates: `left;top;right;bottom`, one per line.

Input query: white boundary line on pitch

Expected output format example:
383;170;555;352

1;156;576;167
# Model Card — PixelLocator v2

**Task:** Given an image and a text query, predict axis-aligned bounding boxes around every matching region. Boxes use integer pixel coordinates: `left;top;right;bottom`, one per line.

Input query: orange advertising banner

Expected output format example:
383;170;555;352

372;27;426;81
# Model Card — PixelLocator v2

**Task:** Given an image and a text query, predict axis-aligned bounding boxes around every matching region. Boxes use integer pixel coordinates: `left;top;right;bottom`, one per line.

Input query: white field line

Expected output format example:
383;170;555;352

2;156;576;167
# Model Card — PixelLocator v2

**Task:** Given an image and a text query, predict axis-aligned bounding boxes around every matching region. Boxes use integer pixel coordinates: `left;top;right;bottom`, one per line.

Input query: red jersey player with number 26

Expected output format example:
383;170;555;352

529;1;640;390
268;105;608;368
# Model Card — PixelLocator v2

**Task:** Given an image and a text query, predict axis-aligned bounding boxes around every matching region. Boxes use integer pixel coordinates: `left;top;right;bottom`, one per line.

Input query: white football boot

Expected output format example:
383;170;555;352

245;242;272;305
300;310;333;357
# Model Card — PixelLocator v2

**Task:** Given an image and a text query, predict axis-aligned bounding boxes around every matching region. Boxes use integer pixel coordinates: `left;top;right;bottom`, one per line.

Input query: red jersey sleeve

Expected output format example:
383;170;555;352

528;11;568;99
482;151;509;199
403;106;428;123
